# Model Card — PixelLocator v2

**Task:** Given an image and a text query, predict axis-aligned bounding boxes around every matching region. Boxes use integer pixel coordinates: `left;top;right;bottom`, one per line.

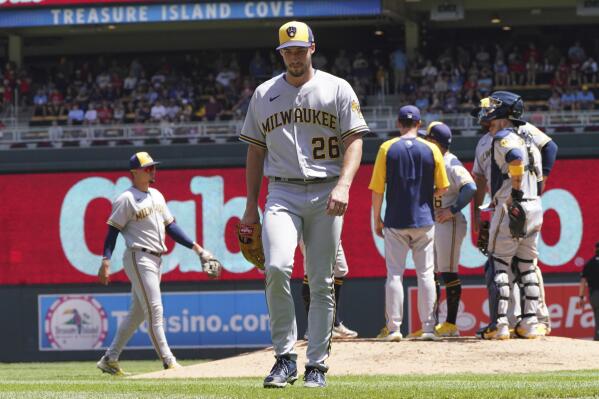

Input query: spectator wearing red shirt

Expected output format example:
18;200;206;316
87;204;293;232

509;54;525;85
523;42;541;63
97;101;113;124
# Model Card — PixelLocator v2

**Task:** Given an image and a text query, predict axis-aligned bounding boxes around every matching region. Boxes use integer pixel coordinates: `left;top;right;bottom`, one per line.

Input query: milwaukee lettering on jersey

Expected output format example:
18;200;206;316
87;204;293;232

260;108;337;134
135;204;165;221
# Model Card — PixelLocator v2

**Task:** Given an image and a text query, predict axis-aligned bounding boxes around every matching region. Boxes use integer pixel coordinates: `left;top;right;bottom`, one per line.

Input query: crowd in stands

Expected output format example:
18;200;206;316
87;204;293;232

0;39;598;128
389;40;598;114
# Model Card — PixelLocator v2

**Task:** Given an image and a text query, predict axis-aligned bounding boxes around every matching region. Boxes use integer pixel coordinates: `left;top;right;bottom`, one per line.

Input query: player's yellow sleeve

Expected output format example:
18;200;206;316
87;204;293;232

368;139;395;194
418;138;449;190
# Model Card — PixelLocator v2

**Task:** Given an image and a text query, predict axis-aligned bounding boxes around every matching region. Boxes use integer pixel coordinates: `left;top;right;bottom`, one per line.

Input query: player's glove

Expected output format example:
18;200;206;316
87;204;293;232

236;223;265;270
477;220;490;256
508;189;526;238
198;250;222;279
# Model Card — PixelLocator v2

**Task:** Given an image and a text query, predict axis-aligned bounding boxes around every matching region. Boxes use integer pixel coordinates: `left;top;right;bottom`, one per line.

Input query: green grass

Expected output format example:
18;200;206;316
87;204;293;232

0;361;598;398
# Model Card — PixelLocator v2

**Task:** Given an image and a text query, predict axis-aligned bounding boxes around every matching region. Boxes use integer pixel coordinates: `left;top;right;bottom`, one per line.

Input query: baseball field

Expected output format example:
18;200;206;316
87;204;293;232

3;337;599;398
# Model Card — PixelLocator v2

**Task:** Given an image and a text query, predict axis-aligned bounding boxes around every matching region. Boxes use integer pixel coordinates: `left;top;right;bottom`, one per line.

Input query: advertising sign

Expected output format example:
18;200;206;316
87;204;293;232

39;290;270;350
1;159;597;285
408;284;596;339
0;0;382;27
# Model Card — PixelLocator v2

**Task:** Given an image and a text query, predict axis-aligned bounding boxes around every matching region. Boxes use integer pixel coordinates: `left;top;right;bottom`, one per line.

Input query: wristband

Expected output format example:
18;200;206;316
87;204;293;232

508;163;524;177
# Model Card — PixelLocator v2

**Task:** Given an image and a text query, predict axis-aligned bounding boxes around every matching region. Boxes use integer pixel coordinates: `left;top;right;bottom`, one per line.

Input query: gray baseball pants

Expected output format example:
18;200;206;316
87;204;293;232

263;179;342;372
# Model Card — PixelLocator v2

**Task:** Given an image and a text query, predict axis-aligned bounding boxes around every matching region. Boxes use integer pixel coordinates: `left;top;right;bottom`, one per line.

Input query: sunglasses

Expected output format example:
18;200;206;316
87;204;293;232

143;165;156;173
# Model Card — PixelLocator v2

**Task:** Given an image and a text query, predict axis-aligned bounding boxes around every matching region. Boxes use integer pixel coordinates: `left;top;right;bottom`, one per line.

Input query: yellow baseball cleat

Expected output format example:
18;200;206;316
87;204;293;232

164;360;183;370
477;324;510;340
407;329;423;338
376;326;389;339
376;326;402;341
434;322;459;337
96;356;128;376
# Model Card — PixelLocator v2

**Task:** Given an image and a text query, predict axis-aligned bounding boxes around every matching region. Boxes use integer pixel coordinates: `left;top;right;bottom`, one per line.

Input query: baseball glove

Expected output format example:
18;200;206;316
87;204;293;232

198;250;222;279
477;221;490;256
507;201;526;238
236;223;265;270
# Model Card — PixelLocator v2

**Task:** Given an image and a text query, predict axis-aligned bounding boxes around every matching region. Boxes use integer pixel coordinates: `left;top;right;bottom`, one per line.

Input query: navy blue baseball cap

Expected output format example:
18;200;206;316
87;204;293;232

398;105;421;121
129;152;160;170
427;121;452;148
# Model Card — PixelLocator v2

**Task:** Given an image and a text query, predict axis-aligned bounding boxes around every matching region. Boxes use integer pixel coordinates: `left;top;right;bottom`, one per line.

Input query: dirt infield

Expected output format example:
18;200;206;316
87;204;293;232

134;336;599;379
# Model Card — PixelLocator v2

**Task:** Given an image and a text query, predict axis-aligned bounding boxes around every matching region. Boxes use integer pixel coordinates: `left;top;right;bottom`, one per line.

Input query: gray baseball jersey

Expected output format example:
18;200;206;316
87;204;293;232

104;186;176;365
241;69;367;371
240;70;368;179
435;152;474;273
107;187;173;254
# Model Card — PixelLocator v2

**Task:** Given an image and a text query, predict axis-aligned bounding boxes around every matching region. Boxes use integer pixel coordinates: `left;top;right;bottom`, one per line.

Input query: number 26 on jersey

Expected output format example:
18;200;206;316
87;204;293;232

312;136;340;160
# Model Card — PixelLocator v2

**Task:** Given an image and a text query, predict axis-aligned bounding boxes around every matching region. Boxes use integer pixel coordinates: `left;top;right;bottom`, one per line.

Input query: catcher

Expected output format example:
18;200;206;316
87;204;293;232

472;92;558;338
96;152;222;376
471;94;544;339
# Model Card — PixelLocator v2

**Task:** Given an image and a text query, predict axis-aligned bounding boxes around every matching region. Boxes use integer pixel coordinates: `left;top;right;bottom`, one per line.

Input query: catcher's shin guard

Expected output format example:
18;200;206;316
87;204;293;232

491;257;511;327
534;264;551;330
515;257;539;324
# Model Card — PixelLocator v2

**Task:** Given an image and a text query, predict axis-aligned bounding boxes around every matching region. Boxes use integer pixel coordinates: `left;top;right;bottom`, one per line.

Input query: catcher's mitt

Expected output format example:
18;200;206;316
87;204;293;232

507;200;526;238
477;221;490;256
198;250;222;279
236;223;265;270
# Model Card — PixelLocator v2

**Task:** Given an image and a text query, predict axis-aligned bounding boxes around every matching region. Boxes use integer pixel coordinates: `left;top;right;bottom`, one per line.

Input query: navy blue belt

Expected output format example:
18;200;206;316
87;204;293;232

139;248;162;257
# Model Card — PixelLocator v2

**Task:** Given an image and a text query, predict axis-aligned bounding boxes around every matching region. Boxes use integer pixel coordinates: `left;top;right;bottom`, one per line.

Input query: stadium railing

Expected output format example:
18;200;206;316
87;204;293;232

1;108;598;149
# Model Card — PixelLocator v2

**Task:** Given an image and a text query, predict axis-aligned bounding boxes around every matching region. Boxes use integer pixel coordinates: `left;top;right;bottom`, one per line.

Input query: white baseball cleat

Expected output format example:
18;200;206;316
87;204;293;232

419;332;440;341
332;322;358;339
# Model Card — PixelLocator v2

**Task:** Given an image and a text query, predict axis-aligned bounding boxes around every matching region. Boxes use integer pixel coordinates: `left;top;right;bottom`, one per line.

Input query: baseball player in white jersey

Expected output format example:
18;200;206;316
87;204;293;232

239;21;366;389
96;152;222;376
472;92;558;337
301;241;358;340
471;92;544;339
409;122;475;338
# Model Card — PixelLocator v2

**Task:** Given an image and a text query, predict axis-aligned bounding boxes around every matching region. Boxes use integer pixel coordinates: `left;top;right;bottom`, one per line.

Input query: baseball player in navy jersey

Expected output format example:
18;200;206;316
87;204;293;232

471;92;558;337
370;105;449;342
406;122;475;338
239;21;366;388
301;241;358;340
96;152;221;376
471;93;544;340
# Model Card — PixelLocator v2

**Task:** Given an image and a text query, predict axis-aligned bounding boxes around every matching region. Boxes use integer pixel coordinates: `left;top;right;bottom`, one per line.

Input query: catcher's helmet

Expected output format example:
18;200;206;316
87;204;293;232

470;91;525;126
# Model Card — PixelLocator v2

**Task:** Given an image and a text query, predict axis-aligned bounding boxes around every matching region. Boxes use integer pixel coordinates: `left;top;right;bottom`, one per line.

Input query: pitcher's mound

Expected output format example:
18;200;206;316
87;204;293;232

134;336;599;379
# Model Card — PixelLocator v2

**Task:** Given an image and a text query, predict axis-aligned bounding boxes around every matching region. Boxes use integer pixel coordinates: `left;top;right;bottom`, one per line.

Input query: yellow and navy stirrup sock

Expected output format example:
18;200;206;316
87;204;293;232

302;275;310;317
434;273;441;324
442;272;462;325
333;277;344;327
